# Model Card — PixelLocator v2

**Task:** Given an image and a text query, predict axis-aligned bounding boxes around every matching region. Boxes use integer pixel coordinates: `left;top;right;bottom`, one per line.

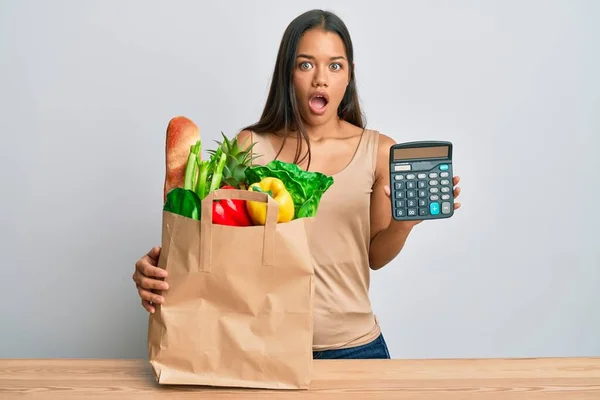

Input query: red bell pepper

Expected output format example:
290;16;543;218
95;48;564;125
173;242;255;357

212;186;253;226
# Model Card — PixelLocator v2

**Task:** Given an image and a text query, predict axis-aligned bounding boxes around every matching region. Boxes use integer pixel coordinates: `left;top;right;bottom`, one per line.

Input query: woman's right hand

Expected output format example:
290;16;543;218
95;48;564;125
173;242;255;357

132;246;169;313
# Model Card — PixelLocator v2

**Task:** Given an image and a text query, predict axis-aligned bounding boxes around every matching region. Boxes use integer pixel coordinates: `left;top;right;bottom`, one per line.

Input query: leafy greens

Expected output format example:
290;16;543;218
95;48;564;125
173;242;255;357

245;160;334;219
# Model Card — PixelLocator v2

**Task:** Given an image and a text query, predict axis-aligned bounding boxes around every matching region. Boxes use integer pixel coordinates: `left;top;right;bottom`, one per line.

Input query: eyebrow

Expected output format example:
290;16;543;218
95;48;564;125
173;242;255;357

296;53;346;61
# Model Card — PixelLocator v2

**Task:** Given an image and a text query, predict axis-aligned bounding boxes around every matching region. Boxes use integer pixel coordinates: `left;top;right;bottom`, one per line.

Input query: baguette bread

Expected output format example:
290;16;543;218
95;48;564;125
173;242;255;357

163;116;201;202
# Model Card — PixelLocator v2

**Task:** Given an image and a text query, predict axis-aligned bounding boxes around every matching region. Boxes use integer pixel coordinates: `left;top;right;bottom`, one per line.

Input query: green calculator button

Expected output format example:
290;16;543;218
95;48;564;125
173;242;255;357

439;164;449;171
430;202;440;215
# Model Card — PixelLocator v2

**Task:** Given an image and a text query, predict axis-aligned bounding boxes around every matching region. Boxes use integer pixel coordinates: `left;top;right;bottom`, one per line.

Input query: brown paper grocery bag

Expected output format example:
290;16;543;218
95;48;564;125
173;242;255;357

147;188;315;389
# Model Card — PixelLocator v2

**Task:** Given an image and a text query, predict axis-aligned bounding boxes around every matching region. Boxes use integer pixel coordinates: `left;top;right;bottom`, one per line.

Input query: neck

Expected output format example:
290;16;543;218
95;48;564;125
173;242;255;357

302;117;342;141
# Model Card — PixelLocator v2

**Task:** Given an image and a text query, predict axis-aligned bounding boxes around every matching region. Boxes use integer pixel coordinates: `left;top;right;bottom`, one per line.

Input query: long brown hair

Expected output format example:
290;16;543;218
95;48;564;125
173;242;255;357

242;9;366;168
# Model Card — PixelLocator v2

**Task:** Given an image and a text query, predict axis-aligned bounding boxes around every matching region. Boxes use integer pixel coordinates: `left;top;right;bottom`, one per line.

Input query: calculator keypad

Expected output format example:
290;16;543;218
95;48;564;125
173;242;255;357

391;164;453;219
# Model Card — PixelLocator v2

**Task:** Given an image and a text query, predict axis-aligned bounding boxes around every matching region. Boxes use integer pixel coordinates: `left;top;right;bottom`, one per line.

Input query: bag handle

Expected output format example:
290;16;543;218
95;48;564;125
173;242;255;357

199;188;279;272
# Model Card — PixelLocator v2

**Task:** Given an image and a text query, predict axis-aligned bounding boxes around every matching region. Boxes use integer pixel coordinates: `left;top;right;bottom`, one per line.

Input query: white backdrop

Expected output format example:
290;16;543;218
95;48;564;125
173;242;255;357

1;0;599;359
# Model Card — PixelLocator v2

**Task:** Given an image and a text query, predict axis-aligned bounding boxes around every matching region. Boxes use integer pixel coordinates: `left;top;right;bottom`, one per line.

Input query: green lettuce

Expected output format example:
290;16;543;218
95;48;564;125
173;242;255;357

245;160;334;218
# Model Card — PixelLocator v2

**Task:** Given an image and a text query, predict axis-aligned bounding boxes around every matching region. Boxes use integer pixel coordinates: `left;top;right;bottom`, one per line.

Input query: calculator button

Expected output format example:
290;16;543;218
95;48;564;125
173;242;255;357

396;200;405;207
439;164;449;171
407;199;417;208
394;164;411;172
430;195;439;201
429;187;439;193
418;189;428;198
429;172;438;178
394;174;404;180
442;202;452;214
406;181;416;189
429;180;439;186
406;174;416;179
395;191;405;198
417;173;427;179
419;208;428;216
395;182;404;190
407;208;418;217
440;179;450;185
419;199;427;207
441;187;450;193
430;202;440;215
441;194;450;200
407;190;416;198
395;209;406;217
440;172;449;178
418;181;427;189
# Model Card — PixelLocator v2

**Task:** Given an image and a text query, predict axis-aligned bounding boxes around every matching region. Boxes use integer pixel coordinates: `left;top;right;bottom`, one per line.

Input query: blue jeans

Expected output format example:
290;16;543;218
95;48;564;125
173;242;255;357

312;333;391;359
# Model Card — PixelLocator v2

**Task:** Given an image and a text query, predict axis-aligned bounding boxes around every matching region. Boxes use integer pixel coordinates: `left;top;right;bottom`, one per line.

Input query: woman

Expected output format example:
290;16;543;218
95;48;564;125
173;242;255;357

133;9;461;360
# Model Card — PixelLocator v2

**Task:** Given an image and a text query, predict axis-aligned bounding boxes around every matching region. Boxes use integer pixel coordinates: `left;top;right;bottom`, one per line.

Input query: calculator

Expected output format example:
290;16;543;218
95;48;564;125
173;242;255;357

389;141;454;221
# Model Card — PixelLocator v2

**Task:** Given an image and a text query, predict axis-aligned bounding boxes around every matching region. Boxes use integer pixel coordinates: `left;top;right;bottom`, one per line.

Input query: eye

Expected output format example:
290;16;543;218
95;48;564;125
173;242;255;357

330;63;342;71
299;61;312;70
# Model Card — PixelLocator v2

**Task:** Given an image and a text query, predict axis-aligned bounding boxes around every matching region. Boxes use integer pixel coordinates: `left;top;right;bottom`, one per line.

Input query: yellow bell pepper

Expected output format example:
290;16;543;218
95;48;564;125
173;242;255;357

246;177;295;225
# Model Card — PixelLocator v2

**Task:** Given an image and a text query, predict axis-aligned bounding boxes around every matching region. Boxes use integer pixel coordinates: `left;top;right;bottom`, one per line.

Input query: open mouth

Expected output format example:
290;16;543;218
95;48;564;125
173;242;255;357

308;92;329;114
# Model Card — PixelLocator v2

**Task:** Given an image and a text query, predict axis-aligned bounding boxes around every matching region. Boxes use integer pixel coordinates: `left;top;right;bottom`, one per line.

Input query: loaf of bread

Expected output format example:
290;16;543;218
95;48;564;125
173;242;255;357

163;116;201;202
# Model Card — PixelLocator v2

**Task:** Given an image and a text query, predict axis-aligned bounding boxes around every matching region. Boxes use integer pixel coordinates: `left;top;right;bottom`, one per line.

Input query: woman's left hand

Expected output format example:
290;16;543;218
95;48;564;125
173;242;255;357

384;176;462;230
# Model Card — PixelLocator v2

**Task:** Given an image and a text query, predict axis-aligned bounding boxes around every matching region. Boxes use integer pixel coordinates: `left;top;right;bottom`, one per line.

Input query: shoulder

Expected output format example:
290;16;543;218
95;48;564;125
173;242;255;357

235;129;273;166
348;121;395;156
375;131;396;162
235;129;253;151
369;130;395;151
235;129;272;149
368;129;396;183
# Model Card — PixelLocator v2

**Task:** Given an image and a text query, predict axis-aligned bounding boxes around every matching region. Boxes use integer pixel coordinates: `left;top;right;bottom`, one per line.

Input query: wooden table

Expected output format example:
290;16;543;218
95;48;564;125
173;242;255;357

1;358;599;399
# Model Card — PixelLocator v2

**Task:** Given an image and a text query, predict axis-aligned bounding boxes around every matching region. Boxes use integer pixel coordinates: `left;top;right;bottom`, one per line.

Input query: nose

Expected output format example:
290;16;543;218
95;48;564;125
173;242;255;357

312;66;328;87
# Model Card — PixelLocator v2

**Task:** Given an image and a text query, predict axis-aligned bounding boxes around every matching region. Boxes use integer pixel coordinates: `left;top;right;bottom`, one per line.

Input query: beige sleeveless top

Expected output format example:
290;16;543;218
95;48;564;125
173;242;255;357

250;129;382;351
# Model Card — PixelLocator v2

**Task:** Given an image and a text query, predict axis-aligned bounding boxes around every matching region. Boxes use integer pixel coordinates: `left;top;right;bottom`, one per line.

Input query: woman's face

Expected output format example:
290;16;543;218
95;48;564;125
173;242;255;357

292;28;350;126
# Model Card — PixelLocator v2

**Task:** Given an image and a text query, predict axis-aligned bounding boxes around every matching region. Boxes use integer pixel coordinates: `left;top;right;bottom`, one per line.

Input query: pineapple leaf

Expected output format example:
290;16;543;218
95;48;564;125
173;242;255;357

195;130;262;189
221;131;231;147
222;177;238;187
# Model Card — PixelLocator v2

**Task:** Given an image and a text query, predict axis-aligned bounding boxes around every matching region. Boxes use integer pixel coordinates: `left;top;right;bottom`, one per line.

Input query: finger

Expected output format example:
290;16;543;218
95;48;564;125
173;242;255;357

140;275;169;291
384;185;390;197
453;176;460;185
138;284;164;304
142;299;155;314
454;202;461;210
454;187;461;198
146;246;161;264
132;270;148;287
133;270;167;291
137;259;168;279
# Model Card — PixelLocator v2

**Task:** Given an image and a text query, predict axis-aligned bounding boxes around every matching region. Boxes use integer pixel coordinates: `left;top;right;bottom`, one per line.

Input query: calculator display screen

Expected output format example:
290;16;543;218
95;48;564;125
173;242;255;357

393;146;449;160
